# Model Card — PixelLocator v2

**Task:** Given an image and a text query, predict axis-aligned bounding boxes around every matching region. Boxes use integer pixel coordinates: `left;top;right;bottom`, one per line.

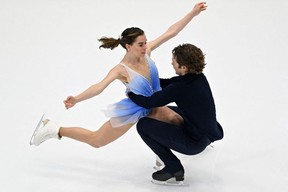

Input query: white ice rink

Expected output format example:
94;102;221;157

1;0;288;191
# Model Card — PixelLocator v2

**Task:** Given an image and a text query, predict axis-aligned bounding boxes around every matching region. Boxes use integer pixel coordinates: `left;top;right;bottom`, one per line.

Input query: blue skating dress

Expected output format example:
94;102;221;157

103;55;161;127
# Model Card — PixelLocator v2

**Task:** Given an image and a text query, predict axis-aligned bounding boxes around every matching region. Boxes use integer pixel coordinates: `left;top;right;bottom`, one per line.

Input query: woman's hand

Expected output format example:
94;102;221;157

191;2;207;16
64;96;77;109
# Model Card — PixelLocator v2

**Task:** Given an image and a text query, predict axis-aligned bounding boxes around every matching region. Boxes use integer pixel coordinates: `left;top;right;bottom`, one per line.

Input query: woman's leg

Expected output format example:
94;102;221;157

31;118;133;147
58;106;183;148
59;121;133;148
147;106;184;126
31;106;181;147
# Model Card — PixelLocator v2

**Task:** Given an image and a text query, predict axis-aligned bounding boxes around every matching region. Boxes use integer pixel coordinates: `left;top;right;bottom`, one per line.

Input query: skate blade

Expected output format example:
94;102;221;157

29;114;46;145
151;178;188;186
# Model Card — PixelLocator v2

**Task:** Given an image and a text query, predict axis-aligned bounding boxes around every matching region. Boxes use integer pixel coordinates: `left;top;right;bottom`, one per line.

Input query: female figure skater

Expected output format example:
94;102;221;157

30;2;207;148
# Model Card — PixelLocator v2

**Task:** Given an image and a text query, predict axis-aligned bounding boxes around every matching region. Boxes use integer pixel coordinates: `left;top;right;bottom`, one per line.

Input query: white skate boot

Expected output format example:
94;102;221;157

153;156;165;171
30;114;61;146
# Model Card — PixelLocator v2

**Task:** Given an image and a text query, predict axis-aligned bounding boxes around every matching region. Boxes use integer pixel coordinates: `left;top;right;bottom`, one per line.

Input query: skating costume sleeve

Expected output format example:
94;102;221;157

160;78;173;88
128;82;180;109
102;55;161;127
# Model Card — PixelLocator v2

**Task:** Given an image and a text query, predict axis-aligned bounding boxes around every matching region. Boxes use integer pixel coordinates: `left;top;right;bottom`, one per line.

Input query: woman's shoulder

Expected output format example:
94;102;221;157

111;63;129;82
104;64;126;79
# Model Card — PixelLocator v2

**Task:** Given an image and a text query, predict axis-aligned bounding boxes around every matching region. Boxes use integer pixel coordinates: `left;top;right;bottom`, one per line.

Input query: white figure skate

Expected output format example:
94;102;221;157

30;114;61;146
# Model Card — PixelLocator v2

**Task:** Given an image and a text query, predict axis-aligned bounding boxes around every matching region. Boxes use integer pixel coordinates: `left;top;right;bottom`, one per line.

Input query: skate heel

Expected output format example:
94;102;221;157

174;171;184;181
175;175;184;181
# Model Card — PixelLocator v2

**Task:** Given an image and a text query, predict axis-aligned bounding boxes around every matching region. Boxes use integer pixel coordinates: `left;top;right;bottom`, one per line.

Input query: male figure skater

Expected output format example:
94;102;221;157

128;43;224;185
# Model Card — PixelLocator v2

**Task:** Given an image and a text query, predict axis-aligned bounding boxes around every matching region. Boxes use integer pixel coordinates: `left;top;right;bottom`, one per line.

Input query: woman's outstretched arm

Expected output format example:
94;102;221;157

146;2;207;55
64;65;122;109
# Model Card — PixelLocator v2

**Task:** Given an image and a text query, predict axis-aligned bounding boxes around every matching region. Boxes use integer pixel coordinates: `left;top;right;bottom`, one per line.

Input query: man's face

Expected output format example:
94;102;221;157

172;56;186;76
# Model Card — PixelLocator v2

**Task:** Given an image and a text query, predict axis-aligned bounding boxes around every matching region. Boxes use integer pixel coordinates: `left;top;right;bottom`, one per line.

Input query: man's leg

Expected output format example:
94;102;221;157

136;117;211;176
137;118;183;173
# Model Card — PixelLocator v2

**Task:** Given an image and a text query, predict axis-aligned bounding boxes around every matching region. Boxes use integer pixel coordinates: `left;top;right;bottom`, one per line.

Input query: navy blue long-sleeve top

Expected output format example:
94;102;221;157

128;73;223;142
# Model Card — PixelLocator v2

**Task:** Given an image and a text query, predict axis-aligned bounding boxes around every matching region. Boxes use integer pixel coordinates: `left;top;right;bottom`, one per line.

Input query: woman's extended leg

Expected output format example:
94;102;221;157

59;121;133;148
64;106;184;148
31;106;182;147
31;118;133;147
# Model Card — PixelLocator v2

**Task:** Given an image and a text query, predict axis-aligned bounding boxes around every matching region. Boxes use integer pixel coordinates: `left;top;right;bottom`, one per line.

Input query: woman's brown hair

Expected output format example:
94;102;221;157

98;27;144;50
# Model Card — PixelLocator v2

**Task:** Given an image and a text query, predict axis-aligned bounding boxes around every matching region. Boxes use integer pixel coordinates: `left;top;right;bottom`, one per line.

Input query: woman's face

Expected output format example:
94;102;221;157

127;34;147;57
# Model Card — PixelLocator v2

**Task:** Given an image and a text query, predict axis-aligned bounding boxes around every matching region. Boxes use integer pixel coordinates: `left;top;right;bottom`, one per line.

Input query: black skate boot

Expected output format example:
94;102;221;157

151;168;186;186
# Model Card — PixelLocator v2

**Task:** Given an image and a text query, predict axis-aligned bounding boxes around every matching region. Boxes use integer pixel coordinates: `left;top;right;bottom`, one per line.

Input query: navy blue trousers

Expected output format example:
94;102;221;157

136;107;211;173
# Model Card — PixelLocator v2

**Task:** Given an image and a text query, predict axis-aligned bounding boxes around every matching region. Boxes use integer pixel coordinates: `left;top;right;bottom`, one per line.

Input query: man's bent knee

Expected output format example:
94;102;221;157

136;118;152;134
